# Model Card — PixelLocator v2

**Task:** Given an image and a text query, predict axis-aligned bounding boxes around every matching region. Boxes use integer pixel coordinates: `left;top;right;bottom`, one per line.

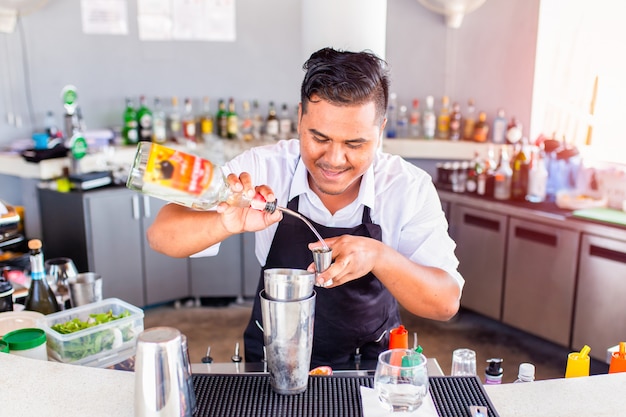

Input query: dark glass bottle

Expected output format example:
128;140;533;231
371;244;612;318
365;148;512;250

24;239;60;315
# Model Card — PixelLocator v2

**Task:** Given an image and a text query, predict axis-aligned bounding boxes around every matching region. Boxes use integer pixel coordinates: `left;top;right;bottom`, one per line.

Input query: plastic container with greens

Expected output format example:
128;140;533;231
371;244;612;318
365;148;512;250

37;298;143;368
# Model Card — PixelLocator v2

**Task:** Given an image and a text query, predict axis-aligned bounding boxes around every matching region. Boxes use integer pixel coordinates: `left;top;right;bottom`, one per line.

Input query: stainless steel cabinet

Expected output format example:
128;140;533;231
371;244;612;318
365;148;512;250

572;234;626;361
502;217;579;346
450;204;508;320
190;235;242;297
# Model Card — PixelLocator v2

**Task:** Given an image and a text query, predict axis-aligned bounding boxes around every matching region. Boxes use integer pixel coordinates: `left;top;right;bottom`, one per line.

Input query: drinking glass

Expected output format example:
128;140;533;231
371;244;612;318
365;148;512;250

451;348;477;376
374;348;428;413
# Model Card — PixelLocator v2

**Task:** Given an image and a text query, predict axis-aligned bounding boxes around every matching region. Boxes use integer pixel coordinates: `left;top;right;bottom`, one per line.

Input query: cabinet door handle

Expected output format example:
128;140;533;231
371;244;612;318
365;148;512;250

143;196;151;218
515;226;557;247
589;245;626;264
463;213;500;232
132;195;140;220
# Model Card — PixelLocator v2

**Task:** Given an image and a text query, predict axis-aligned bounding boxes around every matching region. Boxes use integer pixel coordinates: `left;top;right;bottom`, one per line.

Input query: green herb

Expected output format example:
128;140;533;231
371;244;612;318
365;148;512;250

51;310;130;334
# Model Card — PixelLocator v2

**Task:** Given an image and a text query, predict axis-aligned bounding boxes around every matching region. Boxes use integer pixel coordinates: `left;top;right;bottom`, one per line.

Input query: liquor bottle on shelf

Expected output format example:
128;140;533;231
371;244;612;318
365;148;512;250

510;140;529;201
137;95;153;142
198;96;214;141
126;142;276;212
152;97;167;144
506;116;523;145
167;96;182;142
422;96;436;140
526;148;548;203
251;100;264;140
265;101;279;140
215;99;228;139
122;97;139;145
386;93;398;138
182;98;197;146
24;239;60;315
437;95;451;140
492;108;507;144
279;103;292;140
240;100;254;142
409;99;421;138
226;98;239;140
463;99;476;141
493;148;512;200
397;105;409;138
473;111;489;143
449;101;463;141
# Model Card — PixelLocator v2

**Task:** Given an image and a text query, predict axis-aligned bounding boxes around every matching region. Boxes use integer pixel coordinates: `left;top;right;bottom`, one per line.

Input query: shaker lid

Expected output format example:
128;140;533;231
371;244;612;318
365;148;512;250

0;279;13;295
2;328;46;351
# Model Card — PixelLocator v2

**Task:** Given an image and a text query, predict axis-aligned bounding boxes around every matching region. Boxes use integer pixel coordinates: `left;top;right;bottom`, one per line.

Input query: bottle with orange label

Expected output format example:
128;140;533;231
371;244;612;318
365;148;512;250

126;142;275;212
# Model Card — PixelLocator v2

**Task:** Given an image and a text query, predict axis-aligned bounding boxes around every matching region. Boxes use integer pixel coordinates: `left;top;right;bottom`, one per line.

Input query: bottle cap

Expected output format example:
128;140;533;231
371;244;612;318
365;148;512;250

2;328;46;351
486;358;503;376
389;325;409;349
518;363;535;379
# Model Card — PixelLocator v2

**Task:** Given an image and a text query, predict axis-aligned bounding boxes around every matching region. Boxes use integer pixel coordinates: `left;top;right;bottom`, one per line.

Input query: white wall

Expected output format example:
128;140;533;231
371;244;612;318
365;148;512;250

0;0;539;146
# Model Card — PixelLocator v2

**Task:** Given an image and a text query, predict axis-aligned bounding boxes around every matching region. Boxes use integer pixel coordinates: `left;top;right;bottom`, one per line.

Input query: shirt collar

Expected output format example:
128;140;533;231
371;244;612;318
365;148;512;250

289;157;376;211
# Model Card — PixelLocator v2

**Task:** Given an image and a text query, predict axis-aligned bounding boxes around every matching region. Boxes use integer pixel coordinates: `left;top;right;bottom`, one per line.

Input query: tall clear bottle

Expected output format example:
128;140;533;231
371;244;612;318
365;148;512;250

449;101;463;141
463;99;476;141
526;148;548;203
152;97;167;144
493;148;512;200
198;96;214;142
437;95;451;140
24;239;60;315
409;99;421;138
279;103;292;140
386;93;398;138
422;96;436;140
126;142;276;212
265;101;279;140
167;96;182;142
182;98;196;147
137;95;153;142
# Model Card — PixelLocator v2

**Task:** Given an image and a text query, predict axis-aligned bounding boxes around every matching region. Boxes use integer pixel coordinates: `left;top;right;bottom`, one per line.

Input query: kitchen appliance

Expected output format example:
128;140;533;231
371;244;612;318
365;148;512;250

0;200;22;248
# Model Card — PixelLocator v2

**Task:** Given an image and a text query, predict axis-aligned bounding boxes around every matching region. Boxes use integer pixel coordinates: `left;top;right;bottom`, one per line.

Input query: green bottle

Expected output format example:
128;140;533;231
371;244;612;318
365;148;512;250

24;239;60;315
215;99;227;138
123;98;139;145
137;95;153;142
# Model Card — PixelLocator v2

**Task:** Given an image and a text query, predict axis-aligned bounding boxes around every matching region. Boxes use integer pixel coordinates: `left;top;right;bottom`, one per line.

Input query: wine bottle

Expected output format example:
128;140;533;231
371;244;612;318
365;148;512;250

126;142;276;212
24;239;60;315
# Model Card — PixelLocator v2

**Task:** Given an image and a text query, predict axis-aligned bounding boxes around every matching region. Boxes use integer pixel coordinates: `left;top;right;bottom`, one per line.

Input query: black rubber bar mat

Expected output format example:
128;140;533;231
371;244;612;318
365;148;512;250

192;374;500;417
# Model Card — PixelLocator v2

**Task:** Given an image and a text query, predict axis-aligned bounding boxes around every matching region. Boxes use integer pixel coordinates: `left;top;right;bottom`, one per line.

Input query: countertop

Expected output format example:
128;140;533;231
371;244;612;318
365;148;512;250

2;352;626;417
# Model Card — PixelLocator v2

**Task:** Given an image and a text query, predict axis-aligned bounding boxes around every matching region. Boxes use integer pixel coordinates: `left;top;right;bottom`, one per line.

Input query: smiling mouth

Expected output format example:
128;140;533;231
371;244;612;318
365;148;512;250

319;167;348;179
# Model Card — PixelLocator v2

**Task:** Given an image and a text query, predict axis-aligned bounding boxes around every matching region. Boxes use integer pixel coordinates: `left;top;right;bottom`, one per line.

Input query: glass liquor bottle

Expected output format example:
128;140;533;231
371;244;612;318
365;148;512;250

251;100;263;140
386;93;398;138
492;108;507;144
422;95;436;140
152;97;167;144
24;239;60;315
198;96;214;142
240;100;254;142
409;99;421;138
279;103;292;140
215;99;228;139
265;101;279;140
463;99;476;141
493;148;512;200
510;140;529;201
182;98;197;147
437;95;451;140
167;96;182;142
137;95;153;142
122;97;138;145
449;101;463;141
526;148;548;203
473;111;489;143
226;97;239;140
126;142;276;212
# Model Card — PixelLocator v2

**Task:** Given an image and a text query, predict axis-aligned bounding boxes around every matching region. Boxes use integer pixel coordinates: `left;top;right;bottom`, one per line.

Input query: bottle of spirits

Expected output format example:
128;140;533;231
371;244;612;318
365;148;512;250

492;108;507;144
449;101;463;141
152;97;167;144
526;148;548;203
409;99;421;138
24;239;60;315
506;116;523;145
386;93;398;138
493;148;512;200
397;105;409;138
463;99;476;141
182;98;196;146
240;100;254;142
251;100;264;140
473;111;489;143
265;101;279;140
137;95;153;142
226;98;239;140
126;142;276;212
198;96;214;142
279;103;292;140
215;99;228;139
437;95;451;140
422;96;436;140
167;96;182;142
122;97;139;145
510;140;529;201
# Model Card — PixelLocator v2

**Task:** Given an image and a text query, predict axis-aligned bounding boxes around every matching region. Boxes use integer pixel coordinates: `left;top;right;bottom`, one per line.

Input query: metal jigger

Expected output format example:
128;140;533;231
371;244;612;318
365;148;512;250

312;248;333;287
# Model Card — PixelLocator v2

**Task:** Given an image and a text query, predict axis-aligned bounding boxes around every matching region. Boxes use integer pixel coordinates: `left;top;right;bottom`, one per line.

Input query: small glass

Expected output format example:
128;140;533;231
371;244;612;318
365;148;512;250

374;348;429;413
451;348;476;376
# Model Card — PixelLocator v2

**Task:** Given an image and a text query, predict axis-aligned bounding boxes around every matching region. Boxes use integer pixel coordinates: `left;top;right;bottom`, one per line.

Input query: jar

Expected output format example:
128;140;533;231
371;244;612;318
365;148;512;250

2;328;48;360
0;278;15;312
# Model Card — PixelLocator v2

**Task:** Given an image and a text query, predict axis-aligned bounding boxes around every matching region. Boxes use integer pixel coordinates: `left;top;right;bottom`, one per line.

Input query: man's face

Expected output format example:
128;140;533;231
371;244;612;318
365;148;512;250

298;97;385;199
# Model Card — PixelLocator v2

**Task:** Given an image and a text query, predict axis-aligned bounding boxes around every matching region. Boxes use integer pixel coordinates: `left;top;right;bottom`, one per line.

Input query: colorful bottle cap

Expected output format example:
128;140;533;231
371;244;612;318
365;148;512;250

389;325;409;349
2;328;46;351
565;344;591;378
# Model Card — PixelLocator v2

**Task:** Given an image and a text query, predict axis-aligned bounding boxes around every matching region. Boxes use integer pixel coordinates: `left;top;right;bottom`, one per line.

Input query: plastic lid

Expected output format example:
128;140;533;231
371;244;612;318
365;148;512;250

2;328;46;351
518;363;535;379
0;339;8;353
486;358;503;376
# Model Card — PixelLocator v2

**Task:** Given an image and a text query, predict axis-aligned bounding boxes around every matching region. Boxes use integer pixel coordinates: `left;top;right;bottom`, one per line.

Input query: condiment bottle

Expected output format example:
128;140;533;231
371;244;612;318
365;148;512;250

608;342;626;374
485;358;503;384
565;344;591;378
24;239;60;315
514;363;535;383
2;328;48;361
126;142;277;212
389;325;409;349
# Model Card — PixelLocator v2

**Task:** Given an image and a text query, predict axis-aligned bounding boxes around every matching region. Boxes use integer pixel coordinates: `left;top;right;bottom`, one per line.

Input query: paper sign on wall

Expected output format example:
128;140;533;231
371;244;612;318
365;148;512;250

80;0;128;35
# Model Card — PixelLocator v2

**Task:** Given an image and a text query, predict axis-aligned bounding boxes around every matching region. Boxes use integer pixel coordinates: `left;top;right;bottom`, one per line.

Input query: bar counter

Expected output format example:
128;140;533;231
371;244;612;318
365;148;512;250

2;352;625;417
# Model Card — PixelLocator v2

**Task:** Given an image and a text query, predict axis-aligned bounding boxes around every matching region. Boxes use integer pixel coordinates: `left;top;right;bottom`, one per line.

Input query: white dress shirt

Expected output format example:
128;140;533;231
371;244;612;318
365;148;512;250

218;139;464;290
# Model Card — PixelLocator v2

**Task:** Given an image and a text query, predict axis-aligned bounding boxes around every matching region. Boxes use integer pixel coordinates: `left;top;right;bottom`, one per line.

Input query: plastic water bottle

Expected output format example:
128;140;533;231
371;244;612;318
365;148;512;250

514;363;535;383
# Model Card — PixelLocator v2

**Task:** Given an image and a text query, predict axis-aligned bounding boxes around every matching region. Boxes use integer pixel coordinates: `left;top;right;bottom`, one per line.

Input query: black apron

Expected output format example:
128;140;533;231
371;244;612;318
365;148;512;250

243;196;401;368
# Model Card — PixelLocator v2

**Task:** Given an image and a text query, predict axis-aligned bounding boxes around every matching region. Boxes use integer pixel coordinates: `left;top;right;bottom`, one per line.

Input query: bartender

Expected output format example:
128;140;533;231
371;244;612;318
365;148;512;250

147;47;464;367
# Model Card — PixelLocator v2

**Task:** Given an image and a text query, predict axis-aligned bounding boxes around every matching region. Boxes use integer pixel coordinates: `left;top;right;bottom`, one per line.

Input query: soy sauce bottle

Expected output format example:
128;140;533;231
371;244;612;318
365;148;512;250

24;239;60;315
